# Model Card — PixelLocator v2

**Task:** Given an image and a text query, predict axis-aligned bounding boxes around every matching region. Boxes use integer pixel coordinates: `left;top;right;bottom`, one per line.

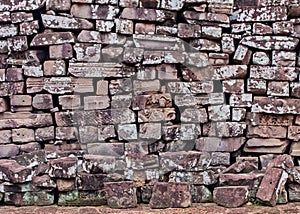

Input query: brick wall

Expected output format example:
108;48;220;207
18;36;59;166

0;0;300;208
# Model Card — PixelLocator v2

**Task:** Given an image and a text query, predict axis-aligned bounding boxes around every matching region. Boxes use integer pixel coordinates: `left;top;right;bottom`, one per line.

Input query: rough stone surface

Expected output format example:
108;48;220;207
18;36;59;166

213;186;249;208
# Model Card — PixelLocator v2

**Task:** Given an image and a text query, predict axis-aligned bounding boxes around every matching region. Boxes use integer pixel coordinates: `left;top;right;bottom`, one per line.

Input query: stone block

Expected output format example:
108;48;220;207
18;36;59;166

117;124;138;140
82;154;116;174
195;137;245;152
150;182;191;208
233;45;252;64
178;23;201;38
252;52;270;65
0;159;32;183
87;143;124;157
74;43;101;62
138;108;176;122
272;51;296;67
49;44;73;59
57;179;75;192
58;190;106;206
213;186;248;208
78;173;107;191
19;20;39;35
58;95;81;110
247;79;267;94
267;81;289;97
95;20;114;32
115;19;134;35
46;0;71;11
244;138;288;153
105;181;137;208
35;126;55;141
135;23;156;34
4;192;54;206
33;94;53;110
247;125;287;138
191;185;212;203
7;36;28;52
0;144;19;158
208;105;230;121
170;171;217;185
229;94;252;107
71;4;119;20
273;21;294;35
12;128;34;143
49;157;77;178
31;32;75;46
44;60;66;76
84;96;110;110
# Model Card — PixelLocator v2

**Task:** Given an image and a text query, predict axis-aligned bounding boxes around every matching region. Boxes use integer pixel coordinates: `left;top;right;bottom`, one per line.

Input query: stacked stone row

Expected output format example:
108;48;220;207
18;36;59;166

0;0;300;208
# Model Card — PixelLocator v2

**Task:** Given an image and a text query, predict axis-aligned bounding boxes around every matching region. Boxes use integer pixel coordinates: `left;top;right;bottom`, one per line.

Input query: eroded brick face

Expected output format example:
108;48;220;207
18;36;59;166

1;0;300;209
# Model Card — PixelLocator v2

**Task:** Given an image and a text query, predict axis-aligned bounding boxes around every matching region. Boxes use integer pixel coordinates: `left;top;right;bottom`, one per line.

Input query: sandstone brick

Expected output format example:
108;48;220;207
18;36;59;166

58;95;81;110
138;108;176;122
123;47;144;64
256;168;288;206
252;23;273;35
35;126;55;141
83;96;110;110
44;60;66;76
150;182;191;208
6;68;23;82
241;36;298;51
249;113;293;126
196;137;245;152
117;124;137;140
19;20;39;35
78;126;98;144
10;95;32;107
209;53;229;65
95;20;114;32
82;154;116;173
7;36;28;52
288;126;300;141
58;190;106;206
247;126;287;138
105;181;137;208
121;8;167;22
71;4;119;20
223;79;244;93
0;98;7;113
78;173;107;191
230;94;252;107
167;81;213;94
288;184;300;201
87;143;124;157
252;52;270;65
180;108;207;123
272;51;296;67
233;45;252;64
221;36;235;54
231;23;251;34
267;81;289;97
178;23;201;38
115;19;134;35
190;39;221;52
211;152;230;166
32;94;53;110
183;11;229;26
49;157;77;178
0;24;18;38
135;23;156;34
250;65;298;81
31;32;75;46
191;185;212;203
56;179;75;192
244;138;288;153
5;192;54;206
252;97;300;114
208;105;230;121
23;65;43;77
74;43;101;62
213;65;247;80
170;171;217;185
213;186;248;208
56;127;78;140
46;0;71;11
0;159;32;183
156;64;178;79
0;144;19;158
290;142;300;156
119;0;139;7
12;128;35;143
49;44;73;59
247;79;267;94
273;21;294;35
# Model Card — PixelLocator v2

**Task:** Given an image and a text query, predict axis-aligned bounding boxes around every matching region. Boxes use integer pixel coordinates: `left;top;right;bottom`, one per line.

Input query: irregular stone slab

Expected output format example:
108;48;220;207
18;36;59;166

256;168;288;206
174;93;224;107
74;43;101;62
241;36;299;50
191;185;213;203
272;50;296;67
195;137;245;152
0;112;53;129
247;126;287;138
41;14;93;29
138;108;176;122
31;32;75;46
0;82;24;96
183;11;229;24
49;157;77;178
244;138;288;154
208;105;230;121
213;186;248;208
170;171;217;185
69;63;135;78
0;159;32;183
58;190;106;206
213;65;247;80
267;81;289;97
13;150;46;168
44;60;66;76
190;39;221;51
248;113;293;126
252;97;300;114
288;126;300;141
223;160;258;173
71;4;119;20
250;65;298;81
234;6;287;22
121;8;167;22
0;144;19;158
133;34;184;50
87;143;124;157
0;0;45;11
78;173;107;191
44;77;94;94
4;192;54;206
219;173;264;187
203;122;246;137
132;93;172;110
82;154;116;174
150;182;191;208
104;181;137;208
77;31;127;44
33;94;53;110
160;151;211;172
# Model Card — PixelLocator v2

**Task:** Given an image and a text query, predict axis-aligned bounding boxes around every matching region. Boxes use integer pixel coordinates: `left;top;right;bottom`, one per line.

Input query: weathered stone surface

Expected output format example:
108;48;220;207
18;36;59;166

0;144;19;158
7;36;28;52
31;32;75;46
208;105;230;121
42;14;93;30
49;157;77;178
82;154;115;174
87;143;124;157
191;185;213;203
248;113;293;126
133;35;184;51
250;65;298;81
44;60;66;76
78;173;107;191
241;36;299;50
105;181;137;208
32;94;53;110
252;97;300;114
167;81;213;94
170;171;217;185
58;190;106;206
273;21;294;35
0;82;24;96
213;65;247;80
115;19;134;35
150;182;191;208
178;23;201;38
195;137;245;152
244;138;288;153
12;128;34;143
213;186;248;208
0;112;53;129
256;168;288;206
69;63;134;77
56;127;78;140
0;0;45;12
83;96;110;110
190;39;221;51
19;20;39;35
71;4;119;20
121;8;168;22
180;108;208;123
233;45;252;64
267;81;289;97
160;151;211;172
252;52;270;65
219;173;264;187
35;126;55;141
247;126;287;138
183;11;229;25
4;192;54;206
0;159;32;183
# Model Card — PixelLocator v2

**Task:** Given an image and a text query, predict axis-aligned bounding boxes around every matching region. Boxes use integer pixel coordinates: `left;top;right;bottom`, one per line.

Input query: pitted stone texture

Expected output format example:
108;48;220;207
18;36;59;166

150;182;191;208
104;181;137;208
71;4;119;20
213;186;248;208
42;14;94;29
49;157;77;178
0;159;32;183
241;36;299;50
0;0;45;11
